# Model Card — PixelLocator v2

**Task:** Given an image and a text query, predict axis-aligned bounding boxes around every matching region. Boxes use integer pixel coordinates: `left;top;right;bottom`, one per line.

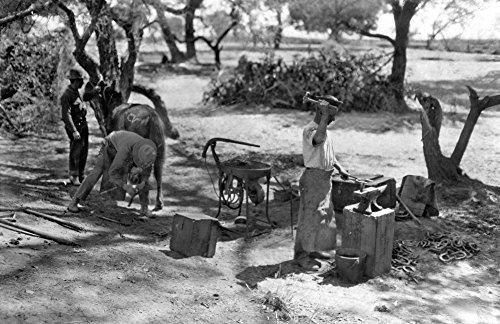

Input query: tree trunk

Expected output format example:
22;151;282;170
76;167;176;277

416;88;500;183
273;9;282;50
214;48;221;69
94;5;121;85
131;84;180;139
450;86;500;166
184;0;203;60
417;92;460;182
390;10;410;102
152;2;186;63
111;2;145;101
185;7;197;60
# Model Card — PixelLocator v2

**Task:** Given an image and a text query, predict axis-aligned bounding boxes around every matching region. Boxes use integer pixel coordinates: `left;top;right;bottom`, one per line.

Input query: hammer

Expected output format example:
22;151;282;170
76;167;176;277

353;185;387;215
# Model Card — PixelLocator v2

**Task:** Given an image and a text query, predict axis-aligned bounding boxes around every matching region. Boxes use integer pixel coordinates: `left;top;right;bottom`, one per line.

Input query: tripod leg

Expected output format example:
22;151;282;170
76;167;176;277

245;181;249;239
216;193;222;218
216;172;223;218
264;175;273;227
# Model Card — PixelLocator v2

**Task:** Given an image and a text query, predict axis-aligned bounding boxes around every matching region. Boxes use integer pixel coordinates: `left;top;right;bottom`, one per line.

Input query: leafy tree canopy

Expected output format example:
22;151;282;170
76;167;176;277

288;0;385;38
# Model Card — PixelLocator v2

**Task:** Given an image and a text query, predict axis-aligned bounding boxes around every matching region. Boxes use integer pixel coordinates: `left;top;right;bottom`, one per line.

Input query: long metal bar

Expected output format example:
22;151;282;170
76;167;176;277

0;218;79;246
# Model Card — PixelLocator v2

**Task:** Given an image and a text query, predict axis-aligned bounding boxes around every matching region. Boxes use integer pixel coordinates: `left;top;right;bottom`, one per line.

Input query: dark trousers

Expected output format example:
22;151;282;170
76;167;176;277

65;124;89;181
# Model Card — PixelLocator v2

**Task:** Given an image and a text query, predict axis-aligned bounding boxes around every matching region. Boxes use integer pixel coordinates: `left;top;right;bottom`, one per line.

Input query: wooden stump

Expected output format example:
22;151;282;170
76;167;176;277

170;213;219;258
341;205;395;278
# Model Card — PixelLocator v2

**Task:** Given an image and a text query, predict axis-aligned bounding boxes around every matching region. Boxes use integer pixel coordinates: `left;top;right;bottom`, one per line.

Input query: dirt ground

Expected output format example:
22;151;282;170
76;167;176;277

0;46;499;324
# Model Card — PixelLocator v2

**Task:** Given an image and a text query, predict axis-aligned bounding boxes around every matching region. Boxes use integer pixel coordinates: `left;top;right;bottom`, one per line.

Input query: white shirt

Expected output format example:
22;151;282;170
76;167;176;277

302;121;338;171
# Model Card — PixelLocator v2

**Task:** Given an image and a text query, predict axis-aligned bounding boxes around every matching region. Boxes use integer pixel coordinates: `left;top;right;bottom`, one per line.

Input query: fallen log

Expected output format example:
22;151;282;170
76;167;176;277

23;208;86;232
0;219;79;246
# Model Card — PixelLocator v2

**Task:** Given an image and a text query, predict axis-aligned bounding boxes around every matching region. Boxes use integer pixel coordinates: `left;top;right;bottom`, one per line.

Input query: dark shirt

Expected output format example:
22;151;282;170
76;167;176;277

83;80;100;102
60;84;87;132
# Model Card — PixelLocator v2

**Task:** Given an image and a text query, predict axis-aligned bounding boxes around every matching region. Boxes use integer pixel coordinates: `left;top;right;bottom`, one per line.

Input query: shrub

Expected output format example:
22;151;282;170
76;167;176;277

203;49;396;112
0;32;61;136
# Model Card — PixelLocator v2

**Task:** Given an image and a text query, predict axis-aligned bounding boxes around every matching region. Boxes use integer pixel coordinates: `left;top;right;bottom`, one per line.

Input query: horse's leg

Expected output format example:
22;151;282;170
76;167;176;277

152;161;163;211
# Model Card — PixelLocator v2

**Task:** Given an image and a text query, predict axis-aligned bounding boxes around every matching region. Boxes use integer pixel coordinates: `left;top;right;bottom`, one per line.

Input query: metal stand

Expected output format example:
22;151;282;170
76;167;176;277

242;174;272;238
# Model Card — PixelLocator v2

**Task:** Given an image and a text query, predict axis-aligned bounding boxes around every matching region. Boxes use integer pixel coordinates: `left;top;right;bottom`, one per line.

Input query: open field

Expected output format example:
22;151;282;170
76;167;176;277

0;43;499;323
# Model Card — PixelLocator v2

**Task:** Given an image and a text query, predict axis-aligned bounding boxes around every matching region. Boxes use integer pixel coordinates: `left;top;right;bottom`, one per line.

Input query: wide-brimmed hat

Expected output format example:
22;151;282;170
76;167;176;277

67;69;84;80
132;139;157;168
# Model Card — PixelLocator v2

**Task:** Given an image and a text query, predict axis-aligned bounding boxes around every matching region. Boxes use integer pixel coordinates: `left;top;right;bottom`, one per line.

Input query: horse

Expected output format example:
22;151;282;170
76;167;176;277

109;103;166;210
83;81;173;211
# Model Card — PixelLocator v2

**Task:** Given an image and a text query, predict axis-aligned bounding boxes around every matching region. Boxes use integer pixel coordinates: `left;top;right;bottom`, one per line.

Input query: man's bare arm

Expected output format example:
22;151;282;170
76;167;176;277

312;100;330;146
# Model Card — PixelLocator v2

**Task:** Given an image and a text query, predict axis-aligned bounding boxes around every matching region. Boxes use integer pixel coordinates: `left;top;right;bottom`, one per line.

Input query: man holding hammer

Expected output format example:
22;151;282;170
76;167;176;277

294;92;350;270
68;130;157;218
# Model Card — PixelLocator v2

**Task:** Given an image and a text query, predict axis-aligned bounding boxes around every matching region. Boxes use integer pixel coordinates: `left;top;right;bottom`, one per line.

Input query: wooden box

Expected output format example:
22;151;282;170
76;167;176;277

170;213;219;258
341;205;395;278
332;174;396;211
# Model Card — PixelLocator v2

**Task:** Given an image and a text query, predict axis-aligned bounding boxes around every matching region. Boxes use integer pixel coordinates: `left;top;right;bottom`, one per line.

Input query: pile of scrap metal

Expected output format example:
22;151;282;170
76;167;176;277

391;240;420;282
417;232;480;263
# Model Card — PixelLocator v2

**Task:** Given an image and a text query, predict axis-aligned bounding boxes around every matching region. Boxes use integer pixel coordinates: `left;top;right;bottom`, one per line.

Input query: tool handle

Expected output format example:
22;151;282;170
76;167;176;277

100;186;118;195
202;137;260;158
303;96;320;105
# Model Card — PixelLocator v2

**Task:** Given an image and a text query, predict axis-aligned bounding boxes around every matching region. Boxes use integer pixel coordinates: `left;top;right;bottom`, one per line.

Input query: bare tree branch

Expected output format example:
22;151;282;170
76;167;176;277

449;85;500;166
140;19;158;32
357;29;395;46
80;0;105;47
56;1;81;43
466;85;500;112
56;0;104;80
0;0;56;28
215;20;237;48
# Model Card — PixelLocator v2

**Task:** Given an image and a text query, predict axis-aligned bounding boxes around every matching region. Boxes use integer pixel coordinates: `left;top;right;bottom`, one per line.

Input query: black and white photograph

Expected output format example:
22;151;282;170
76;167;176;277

0;0;499;323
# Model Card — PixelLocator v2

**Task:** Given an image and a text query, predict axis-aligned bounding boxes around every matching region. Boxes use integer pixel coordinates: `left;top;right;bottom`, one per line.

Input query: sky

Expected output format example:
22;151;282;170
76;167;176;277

379;1;500;40
278;1;500;40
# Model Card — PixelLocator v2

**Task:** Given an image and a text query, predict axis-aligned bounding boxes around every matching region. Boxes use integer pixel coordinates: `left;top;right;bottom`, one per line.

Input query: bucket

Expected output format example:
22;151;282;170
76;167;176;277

335;248;367;284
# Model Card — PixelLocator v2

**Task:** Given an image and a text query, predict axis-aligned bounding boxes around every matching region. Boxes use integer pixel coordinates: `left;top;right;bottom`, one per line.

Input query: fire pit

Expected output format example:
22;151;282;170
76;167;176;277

202;138;273;237
221;159;271;180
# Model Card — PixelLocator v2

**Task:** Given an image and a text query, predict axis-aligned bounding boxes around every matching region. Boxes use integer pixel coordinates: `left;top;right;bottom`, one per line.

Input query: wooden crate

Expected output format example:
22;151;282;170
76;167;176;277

170;213;219;258
341;205;395;278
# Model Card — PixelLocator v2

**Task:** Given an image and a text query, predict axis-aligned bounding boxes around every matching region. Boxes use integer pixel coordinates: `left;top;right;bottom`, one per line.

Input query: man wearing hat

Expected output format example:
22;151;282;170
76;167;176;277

294;92;350;270
68;130;157;217
60;68;88;185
